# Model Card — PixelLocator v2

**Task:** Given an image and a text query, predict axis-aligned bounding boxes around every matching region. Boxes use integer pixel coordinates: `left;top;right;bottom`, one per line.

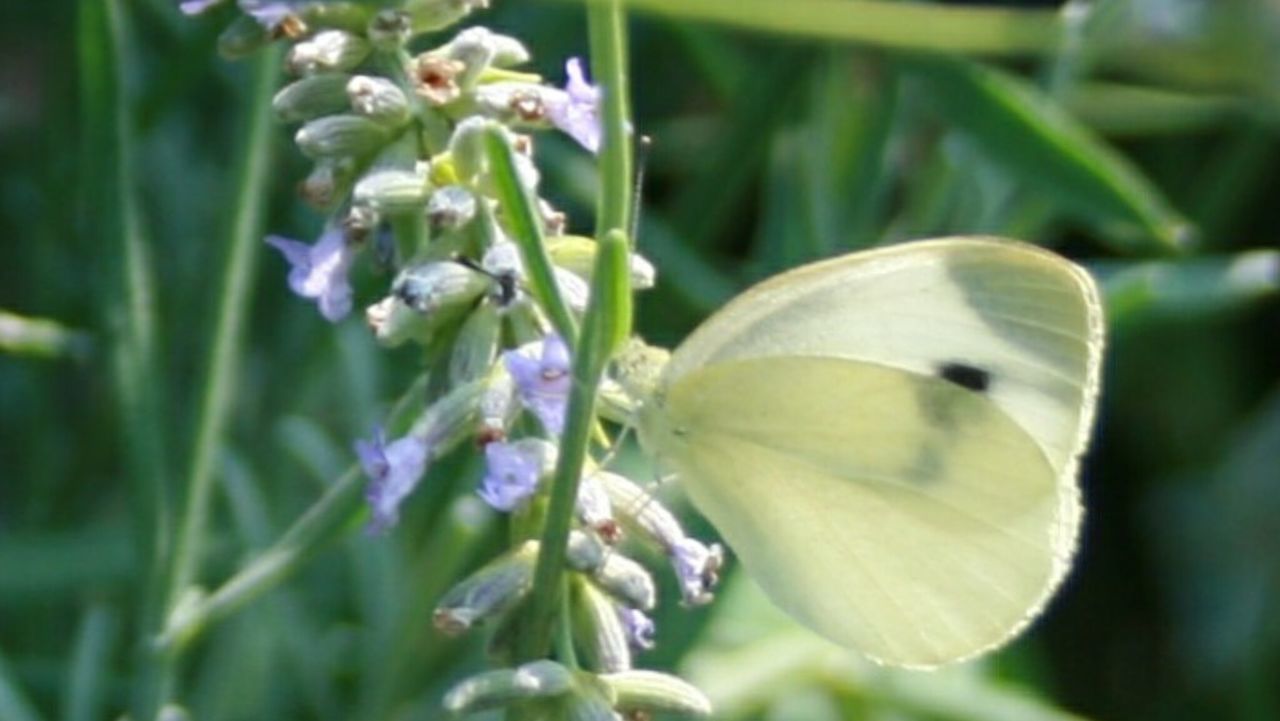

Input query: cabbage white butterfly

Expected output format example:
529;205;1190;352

637;237;1104;668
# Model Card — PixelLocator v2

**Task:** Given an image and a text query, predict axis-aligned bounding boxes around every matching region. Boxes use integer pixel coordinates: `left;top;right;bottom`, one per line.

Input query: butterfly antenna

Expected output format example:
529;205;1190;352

628;134;653;246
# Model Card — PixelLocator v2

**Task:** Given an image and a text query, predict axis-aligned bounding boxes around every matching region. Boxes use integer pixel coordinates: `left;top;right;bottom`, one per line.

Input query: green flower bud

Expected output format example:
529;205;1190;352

285;30;371;75
413;377;486;451
353;166;429;215
346;75;410;125
450;302;501;386
571;577;633;673
591;552;656;611
298;157;357;209
566;530;607;572
442;660;573;714
273;74;352;122
434;541;537;636
547;235;657;290
217;15;270;60
394;261;489;315
295;114;389;159
443;26;530;69
593;471;684;551
367;9;412;50
426;184;478;231
601;670;712;717
405;0;489;33
477;367;518;442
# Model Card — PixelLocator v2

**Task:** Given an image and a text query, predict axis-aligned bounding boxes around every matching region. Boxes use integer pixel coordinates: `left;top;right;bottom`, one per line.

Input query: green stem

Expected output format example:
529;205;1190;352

134;47;280;721
588;2;634;237
515;0;635;669
156;375;429;652
483;127;578;342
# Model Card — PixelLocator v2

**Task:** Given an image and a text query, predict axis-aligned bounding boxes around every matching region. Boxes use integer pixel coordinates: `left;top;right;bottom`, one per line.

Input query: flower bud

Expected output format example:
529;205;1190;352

571;578;633;673
593;472;684;550
415;377;486;451
444;26;530;68
426;184;477;231
405;0;488;34
393;261;488;315
477;367;518;442
217;15;270;60
434;541;536;636
601;670;713;717
367;9;412;50
273;74;352;122
346;75;410;125
295;114;389;159
566;530;607;572
591;552;656;611
449;302;501;386
353;167;429;215
547;235;657;290
442;659;573;714
286;30;370;75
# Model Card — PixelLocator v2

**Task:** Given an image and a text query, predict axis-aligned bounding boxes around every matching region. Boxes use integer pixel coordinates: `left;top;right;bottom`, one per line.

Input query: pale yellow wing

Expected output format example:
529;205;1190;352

661;237;1103;588
640;238;1103;666
649;357;1060;667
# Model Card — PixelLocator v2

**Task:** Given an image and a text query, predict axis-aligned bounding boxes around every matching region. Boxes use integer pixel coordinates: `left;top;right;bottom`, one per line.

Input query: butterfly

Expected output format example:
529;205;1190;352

637;237;1104;668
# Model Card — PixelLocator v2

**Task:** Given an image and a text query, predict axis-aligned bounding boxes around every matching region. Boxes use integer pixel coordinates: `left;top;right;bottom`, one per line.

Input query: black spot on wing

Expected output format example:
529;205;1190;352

937;361;992;393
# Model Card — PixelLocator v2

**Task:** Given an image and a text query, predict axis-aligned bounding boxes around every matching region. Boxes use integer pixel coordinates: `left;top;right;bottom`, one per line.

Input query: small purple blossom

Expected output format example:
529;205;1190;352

546;58;601;153
266;226;356;322
619;607;656;650
503;334;571;436
356;428;430;534
478;440;549;512
179;0;302;29
671;537;724;606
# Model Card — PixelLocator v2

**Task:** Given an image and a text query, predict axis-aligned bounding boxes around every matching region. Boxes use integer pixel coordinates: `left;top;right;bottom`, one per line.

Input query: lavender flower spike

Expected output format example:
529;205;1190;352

357;428;431;533
503;333;572;436
546;58;601;153
478;440;552;512
266;225;356;322
671;537;725;606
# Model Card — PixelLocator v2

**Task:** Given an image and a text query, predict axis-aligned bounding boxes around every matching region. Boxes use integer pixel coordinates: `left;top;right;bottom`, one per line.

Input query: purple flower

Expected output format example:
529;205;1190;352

179;0;302;29
478;440;551;512
619;607;655;650
503;334;572;436
671;537;724;606
265;225;356;322
356;429;430;533
546;58;601;153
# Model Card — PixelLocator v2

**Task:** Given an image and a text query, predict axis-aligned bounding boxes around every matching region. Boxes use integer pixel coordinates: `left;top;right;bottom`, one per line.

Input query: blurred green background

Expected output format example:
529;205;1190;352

1;1;1278;720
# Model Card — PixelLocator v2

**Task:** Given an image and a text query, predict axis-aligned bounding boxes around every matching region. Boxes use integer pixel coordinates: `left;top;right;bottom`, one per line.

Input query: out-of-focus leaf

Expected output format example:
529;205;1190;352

64;603;118;721
1098;250;1279;326
683;575;1095;721
0;310;90;360
0;527;136;599
563;0;1062;56
0;651;44;721
908;58;1191;253
1065;82;1245;137
1146;389;1280;681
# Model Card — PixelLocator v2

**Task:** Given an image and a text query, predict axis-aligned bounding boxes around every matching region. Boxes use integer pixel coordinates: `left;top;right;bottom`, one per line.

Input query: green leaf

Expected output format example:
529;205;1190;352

564;0;1062;56
1098;251;1280;326
908;57;1192;253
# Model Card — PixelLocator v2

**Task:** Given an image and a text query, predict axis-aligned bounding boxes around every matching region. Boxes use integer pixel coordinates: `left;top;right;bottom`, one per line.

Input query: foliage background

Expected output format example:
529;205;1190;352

1;1;1278;720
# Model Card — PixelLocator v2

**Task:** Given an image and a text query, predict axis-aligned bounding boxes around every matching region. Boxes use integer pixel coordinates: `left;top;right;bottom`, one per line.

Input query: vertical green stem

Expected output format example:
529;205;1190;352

133;47;281;721
588;0;635;238
515;0;635;671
